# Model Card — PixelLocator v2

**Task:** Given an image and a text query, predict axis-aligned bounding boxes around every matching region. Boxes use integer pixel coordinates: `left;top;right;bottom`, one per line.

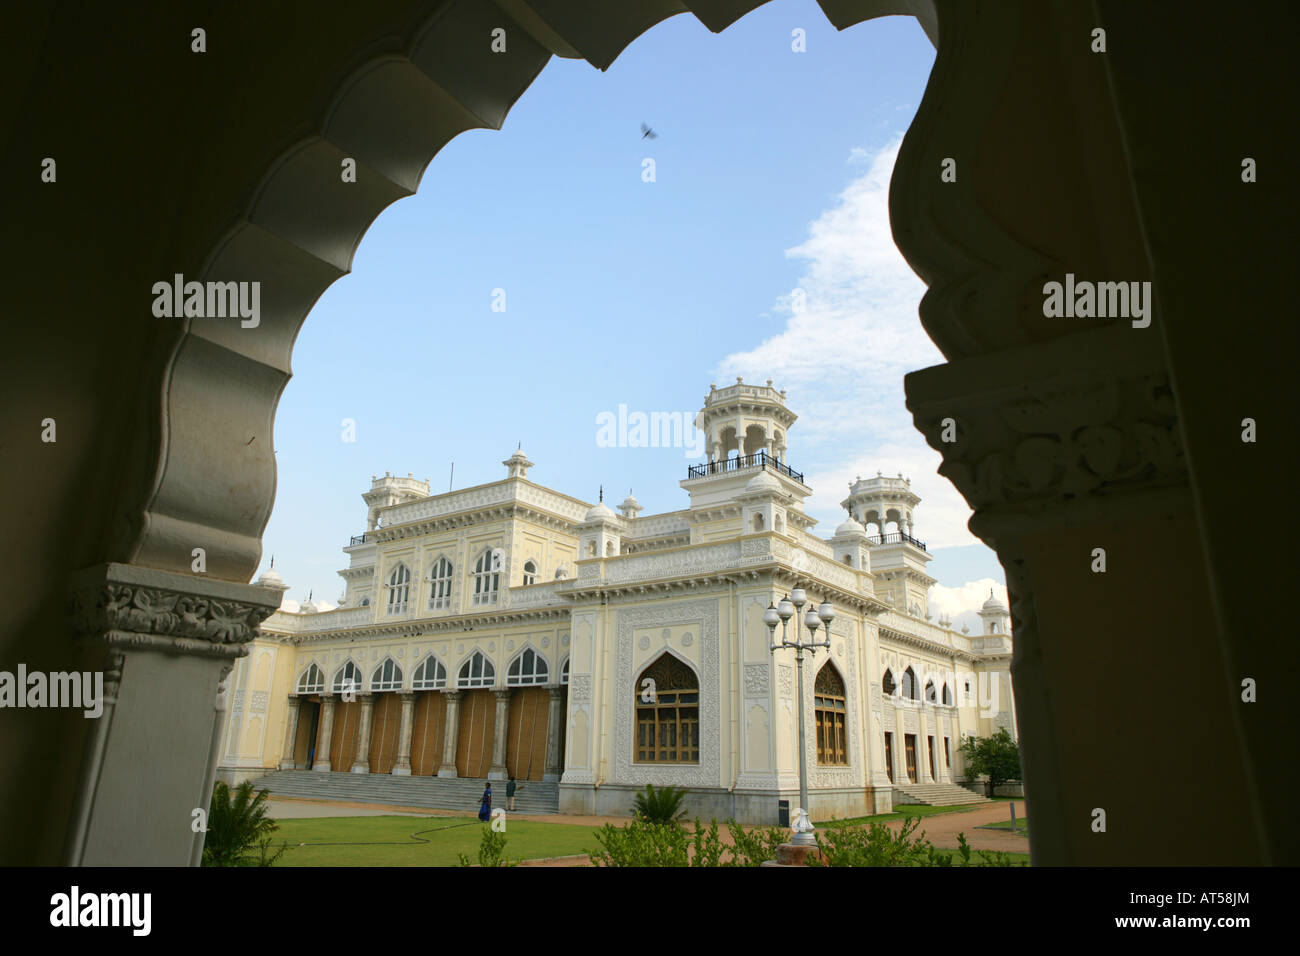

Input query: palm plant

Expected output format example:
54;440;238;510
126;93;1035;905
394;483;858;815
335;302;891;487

632;783;689;824
201;780;286;867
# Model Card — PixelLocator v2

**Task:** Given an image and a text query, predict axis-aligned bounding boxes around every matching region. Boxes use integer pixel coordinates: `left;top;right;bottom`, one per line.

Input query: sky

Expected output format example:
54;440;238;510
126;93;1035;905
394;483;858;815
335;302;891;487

261;0;1008;633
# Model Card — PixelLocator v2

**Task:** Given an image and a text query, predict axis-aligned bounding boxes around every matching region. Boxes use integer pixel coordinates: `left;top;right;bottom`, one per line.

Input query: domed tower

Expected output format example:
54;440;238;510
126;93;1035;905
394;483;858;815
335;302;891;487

363;471;430;531
841;472;934;616
681;378;812;541
577;488;623;559
978;589;1011;635
254;558;290;610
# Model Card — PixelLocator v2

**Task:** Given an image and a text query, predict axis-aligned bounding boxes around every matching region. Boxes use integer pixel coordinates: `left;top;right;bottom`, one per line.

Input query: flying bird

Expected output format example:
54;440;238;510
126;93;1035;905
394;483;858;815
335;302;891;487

641;122;658;140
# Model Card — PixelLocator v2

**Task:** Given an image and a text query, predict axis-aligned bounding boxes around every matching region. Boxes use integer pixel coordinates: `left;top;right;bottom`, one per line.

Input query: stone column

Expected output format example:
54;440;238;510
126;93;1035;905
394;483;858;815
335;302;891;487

351;693;375;773
543;684;564;781
279;696;301;770
488;687;511;781
437;690;462;778
392;692;416;776
313;696;335;772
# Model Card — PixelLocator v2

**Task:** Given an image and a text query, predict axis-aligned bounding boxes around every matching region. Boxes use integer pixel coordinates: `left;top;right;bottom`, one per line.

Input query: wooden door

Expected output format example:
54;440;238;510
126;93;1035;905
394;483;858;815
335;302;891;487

409;692;447;776
368;694;402;774
330;699;361;772
883;732;894;783
905;734;917;783
927;736;936;780
456;690;495;778
294;699;319;768
506;687;549;781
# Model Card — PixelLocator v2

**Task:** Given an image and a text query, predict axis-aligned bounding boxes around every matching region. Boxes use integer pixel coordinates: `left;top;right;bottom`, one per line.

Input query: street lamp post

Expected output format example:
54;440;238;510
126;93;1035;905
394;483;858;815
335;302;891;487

766;588;834;847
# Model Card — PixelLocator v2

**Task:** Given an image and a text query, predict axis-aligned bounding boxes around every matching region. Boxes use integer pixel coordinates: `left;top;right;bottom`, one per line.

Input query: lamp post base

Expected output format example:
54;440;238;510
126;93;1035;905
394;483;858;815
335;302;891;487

761;843;826;866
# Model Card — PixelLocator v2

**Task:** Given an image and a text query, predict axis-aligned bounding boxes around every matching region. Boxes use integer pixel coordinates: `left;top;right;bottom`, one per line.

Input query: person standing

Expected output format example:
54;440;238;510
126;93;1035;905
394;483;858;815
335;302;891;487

478;782;492;823
507;775;521;811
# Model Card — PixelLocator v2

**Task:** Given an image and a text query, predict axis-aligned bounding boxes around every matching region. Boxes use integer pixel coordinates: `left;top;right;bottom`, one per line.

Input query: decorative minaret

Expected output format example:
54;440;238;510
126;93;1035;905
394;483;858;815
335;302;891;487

577;486;622;559
503;444;533;479
618;490;643;519
978;589;1011;635
681;378;811;542
842;472;934;616
363;471;430;531
254;556;290;610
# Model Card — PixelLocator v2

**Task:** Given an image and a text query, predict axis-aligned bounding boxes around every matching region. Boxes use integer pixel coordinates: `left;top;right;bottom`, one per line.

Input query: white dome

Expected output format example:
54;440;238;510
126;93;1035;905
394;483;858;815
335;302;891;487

256;567;284;589
982;589;1007;611
620;493;640;509
744;470;782;494
834;515;865;536
585;501;617;521
300;595;319;614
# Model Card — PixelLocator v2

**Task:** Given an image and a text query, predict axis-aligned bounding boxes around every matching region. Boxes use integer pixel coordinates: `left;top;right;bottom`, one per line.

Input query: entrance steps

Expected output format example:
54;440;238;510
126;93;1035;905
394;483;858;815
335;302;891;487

249;770;560;814
892;782;993;807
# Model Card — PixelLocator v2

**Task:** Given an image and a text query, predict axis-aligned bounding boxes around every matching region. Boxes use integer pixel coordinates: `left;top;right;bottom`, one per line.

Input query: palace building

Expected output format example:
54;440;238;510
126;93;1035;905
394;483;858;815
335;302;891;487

218;379;1017;822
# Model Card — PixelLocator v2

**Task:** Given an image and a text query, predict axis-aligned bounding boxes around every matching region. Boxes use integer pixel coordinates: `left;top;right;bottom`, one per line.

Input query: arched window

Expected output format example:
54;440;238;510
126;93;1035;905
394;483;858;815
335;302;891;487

411;655;447;690
386;563;410;615
990;621;999;633
605;540;614;557
458;651;495;688
522;560;537;586
586;541;597;557
297;663;324;694
428;556;452;610
925;679;937;704
360;596;370;607
506;648;548;686
902;666;918;700
371;658;403;691
752;513;764;532
881;669;896;696
560;658;569;685
333;660;362;694
473;550;500;605
815;663;848;766
634;654;699;764
942;682;953;706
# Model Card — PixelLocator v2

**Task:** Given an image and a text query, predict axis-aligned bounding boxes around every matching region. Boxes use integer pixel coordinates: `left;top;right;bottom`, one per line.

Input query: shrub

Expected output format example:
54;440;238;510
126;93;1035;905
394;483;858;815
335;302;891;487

588;817;690;867
632;783;689;825
458;825;518;867
724;821;789;867
201;780;287;867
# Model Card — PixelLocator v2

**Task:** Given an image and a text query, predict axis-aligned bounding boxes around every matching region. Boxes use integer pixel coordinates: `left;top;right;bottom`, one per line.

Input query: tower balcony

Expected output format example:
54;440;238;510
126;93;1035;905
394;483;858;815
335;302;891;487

866;531;928;552
686;449;804;483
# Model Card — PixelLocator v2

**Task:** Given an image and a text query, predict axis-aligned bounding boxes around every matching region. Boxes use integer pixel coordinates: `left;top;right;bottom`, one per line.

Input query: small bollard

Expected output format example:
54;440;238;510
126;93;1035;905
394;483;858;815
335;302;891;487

1010;802;1017;831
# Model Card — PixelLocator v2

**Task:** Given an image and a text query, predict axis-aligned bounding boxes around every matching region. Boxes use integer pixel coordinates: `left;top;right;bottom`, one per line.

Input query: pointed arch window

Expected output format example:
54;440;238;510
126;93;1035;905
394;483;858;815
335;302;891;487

297;663;325;694
522;560;537;587
386;563;411;615
815;663;849;765
925;679;937;704
634;654;699;764
371;658;403;691
458;651;495;688
560;658;569;685
942;682;953;706
902;666;918;701
411;655;447;690
428;556;452;610
473;550;500;606
506;648;549;686
882;669;896;697
333;660;362;694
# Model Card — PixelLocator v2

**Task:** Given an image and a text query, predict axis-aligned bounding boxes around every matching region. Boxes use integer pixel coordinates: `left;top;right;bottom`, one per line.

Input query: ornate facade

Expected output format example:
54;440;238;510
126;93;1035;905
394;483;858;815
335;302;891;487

218;381;1016;822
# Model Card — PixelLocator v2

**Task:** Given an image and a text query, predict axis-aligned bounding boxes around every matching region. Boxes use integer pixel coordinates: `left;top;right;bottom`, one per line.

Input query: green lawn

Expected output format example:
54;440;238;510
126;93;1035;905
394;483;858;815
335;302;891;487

983;818;1029;834
818;802;992;826
269;815;600;866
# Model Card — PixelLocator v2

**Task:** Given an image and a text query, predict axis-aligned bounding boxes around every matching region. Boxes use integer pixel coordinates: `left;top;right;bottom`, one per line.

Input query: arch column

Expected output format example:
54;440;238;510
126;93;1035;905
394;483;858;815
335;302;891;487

488;687;512;781
279;696;301;770
544;684;565;782
392;692;416;776
437;691;462;778
313;696;336;772
351;694;375;773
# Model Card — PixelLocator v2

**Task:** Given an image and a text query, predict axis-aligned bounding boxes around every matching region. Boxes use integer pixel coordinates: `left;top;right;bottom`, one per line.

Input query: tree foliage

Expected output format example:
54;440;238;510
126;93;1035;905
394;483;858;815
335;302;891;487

201;780;287;867
958;727;1022;794
631;783;689;825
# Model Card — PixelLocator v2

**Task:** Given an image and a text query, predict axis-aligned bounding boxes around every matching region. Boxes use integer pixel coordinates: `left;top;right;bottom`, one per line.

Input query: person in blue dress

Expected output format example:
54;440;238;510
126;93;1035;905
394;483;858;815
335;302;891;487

478;782;492;822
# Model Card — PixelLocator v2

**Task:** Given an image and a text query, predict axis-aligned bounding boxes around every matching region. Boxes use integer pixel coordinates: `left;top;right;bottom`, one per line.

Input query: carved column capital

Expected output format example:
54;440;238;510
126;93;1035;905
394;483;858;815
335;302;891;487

67;562;281;659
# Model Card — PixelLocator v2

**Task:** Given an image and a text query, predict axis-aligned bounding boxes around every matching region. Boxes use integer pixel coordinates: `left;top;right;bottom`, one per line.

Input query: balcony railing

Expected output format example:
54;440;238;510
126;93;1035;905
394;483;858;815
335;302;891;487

687;450;803;483
349;532;371;546
866;531;928;552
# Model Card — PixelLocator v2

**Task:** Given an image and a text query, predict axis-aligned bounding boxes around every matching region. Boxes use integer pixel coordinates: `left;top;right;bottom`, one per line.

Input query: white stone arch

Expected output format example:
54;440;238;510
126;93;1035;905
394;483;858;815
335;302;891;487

295;661;326;695
455;648;496;688
410;652;448;690
635;645;700;693
331;659;364;693
370;655;403;691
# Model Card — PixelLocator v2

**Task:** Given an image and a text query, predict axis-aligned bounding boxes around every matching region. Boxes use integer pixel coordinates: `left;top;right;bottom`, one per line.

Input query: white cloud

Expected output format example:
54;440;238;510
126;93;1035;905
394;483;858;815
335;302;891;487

714;137;979;550
929;579;1009;634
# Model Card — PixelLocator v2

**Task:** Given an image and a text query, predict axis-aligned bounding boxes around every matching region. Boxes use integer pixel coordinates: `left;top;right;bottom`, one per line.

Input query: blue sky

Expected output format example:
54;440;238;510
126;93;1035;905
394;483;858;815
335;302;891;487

262;0;1007;632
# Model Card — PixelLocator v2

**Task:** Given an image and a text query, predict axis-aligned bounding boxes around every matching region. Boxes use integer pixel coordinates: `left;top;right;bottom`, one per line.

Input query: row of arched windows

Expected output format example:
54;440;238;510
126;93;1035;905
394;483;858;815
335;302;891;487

881;667;954;705
296;650;568;694
632;654;851;767
382;551;542;615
